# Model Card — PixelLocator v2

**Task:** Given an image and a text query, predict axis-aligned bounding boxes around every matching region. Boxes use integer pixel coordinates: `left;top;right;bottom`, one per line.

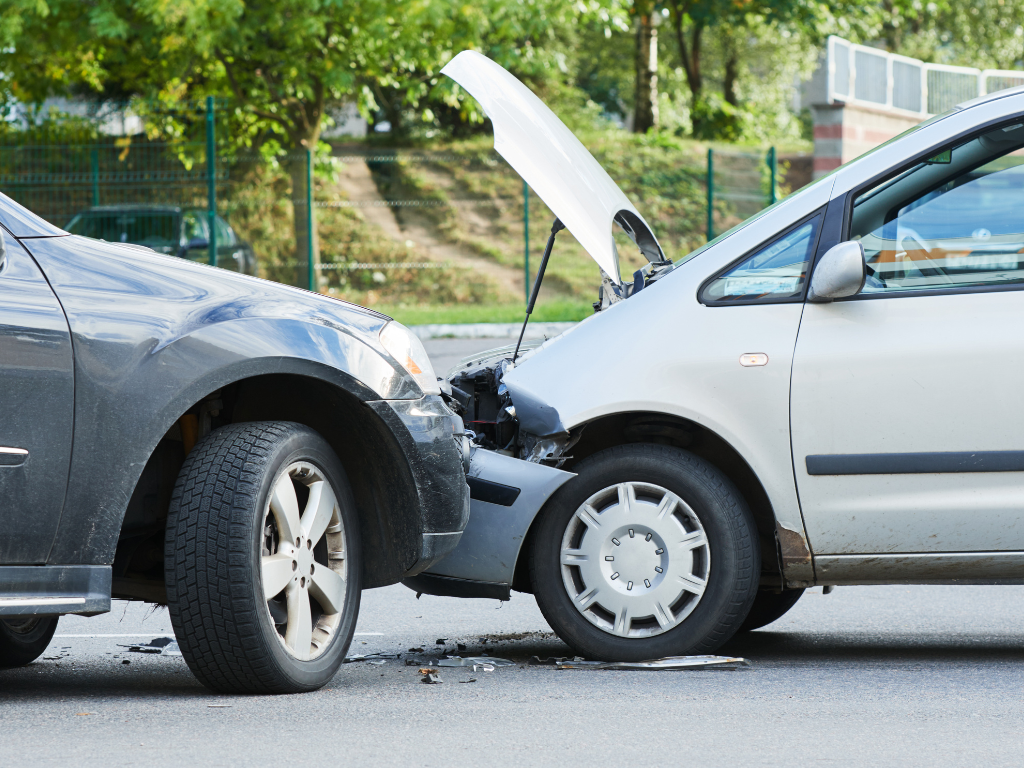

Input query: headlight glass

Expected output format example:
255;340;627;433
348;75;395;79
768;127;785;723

379;321;441;396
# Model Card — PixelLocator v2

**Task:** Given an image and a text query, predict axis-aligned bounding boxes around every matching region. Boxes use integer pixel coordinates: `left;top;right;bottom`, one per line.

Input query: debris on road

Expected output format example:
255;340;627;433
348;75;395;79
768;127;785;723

554;655;750;671
435;639;447;645
530;656;570;665
459;678;477;684
408;647;425;653
344;653;401;664
422;672;443;684
118;637;181;656
436;656;515;672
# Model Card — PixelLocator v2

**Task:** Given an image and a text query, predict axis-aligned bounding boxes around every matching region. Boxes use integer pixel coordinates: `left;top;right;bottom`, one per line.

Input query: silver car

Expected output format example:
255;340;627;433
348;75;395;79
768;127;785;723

405;53;1024;661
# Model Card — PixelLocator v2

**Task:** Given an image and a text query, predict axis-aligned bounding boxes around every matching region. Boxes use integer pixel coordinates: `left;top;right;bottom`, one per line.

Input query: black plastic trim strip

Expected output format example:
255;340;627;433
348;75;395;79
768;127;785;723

806;451;1024;475
467;476;521;506
402;573;511;601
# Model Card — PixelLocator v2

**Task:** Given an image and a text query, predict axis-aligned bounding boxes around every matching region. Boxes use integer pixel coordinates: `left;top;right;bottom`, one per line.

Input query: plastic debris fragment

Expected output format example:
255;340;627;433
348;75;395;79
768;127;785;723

554;655;750;670
436;656;514;668
344;653;401;664
422;673;443;684
118;637;181;656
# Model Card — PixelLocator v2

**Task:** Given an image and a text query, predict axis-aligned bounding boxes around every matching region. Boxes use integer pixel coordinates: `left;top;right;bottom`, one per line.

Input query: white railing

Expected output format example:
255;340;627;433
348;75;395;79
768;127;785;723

827;36;1024;117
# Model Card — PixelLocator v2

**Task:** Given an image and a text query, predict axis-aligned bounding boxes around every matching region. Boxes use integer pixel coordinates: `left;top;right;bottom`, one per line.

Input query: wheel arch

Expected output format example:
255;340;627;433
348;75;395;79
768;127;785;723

111;367;424;602
511;410;784;593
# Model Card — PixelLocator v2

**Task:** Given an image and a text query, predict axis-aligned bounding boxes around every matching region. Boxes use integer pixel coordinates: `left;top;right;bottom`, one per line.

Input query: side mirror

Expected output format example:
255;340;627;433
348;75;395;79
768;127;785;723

808;241;866;302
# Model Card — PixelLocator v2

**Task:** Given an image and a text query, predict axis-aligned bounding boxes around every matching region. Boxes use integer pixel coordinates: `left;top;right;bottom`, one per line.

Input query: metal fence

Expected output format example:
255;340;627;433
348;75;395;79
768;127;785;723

705;147;780;241
826;35;1024;117
0;101;783;307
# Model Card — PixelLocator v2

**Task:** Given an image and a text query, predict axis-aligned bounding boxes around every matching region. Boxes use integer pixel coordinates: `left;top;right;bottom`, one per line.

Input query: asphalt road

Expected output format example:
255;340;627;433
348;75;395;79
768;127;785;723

4;337;1024;766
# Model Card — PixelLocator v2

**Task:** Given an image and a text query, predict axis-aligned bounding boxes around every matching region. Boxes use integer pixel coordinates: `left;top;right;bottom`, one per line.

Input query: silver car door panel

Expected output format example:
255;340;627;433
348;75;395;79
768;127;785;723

792;289;1024;555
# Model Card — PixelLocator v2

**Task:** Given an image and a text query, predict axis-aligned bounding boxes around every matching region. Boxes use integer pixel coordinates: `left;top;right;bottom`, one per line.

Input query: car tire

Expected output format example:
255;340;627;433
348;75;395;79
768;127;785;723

530;444;759;661
739;588;805;632
165;421;361;694
0;616;58;668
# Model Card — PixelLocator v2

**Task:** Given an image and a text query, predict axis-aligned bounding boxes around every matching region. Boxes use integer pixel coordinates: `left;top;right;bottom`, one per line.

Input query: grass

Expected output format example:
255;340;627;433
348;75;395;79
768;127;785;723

377;298;594;325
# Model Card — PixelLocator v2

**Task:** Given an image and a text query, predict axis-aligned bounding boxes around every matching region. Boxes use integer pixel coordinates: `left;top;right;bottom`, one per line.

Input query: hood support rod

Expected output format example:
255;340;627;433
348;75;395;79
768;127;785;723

513;218;564;363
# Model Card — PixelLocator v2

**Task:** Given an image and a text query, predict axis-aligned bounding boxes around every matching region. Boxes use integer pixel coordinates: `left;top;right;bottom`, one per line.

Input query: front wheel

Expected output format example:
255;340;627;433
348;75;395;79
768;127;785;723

165;421;361;694
0;616;58;668
530;444;759;661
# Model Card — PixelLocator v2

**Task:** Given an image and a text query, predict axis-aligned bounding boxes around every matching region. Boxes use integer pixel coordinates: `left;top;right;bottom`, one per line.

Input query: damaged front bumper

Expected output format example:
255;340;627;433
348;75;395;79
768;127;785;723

403;447;574;600
371;395;472;577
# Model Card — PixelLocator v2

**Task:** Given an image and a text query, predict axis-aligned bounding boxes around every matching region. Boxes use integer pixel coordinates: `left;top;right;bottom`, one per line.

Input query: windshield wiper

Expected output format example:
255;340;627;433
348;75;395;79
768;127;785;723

513;218;564;363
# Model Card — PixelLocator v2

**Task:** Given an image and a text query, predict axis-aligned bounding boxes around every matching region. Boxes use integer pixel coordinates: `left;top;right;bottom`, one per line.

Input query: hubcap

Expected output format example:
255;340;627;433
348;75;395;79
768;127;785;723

260;462;347;661
560;482;710;638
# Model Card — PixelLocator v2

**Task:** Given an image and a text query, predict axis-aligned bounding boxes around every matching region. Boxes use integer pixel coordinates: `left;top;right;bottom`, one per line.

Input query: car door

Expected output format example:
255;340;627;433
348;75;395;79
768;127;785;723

791;120;1024;561
0;229;75;563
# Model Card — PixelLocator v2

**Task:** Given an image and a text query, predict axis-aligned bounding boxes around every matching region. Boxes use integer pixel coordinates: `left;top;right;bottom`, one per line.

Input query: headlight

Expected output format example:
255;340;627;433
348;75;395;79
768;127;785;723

379;321;441;396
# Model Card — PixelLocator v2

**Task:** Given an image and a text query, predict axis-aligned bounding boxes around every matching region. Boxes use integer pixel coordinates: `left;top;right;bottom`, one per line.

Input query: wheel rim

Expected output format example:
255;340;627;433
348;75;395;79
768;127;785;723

260;462;347;661
559;481;710;639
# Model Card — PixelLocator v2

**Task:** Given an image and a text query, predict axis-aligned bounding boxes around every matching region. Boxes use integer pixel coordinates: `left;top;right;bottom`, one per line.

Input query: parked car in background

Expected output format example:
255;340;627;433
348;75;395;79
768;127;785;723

65;205;258;275
408;52;1024;663
0;199;469;693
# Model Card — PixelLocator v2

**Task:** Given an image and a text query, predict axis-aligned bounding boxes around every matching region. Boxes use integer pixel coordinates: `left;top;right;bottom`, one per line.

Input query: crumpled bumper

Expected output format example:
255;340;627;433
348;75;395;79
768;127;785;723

403;448;574;600
370;395;471;576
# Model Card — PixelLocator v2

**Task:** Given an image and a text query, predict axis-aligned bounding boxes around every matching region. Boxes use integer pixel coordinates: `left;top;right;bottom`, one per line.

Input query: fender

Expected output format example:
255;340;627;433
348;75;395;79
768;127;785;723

20;234;415;565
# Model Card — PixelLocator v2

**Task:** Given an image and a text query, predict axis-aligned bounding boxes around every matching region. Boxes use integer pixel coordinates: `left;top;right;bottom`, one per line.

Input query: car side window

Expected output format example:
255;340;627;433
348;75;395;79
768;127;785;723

700;214;822;304
214;216;235;246
182;212;209;243
850;122;1024;294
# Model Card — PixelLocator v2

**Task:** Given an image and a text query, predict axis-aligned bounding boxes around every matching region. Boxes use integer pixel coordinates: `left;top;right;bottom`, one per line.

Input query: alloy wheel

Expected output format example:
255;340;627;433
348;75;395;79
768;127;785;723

260;462;347;661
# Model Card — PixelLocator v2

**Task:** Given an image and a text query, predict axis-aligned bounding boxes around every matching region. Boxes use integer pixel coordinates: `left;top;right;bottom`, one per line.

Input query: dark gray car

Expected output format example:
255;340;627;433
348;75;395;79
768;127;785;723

0;193;469;693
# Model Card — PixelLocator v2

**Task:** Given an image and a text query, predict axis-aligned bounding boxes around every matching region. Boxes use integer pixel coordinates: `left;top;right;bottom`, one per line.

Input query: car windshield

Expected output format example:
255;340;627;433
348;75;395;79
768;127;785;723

65;212;179;249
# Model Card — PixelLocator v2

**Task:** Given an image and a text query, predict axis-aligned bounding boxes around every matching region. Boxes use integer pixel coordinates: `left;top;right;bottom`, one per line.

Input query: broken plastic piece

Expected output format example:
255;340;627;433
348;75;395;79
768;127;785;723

436;656;514;668
344;652;401;664
554;655;750;670
118;637;181;656
422;673;443;684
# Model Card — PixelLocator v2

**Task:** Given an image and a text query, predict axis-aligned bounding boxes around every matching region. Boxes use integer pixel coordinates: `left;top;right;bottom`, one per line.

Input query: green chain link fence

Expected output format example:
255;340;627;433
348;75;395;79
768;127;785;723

0;99;788;314
705;146;781;241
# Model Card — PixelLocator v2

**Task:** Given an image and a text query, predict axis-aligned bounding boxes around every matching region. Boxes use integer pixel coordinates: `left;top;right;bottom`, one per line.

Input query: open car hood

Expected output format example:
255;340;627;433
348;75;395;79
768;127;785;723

442;51;664;285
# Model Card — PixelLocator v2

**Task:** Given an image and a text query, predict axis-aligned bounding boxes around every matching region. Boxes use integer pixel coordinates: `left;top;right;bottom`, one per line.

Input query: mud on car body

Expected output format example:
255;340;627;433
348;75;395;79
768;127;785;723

407;53;1024;662
0;202;469;693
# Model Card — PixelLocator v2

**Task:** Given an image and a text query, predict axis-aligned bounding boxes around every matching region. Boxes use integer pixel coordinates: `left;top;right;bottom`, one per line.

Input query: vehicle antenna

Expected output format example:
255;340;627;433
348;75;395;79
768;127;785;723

513;218;564;364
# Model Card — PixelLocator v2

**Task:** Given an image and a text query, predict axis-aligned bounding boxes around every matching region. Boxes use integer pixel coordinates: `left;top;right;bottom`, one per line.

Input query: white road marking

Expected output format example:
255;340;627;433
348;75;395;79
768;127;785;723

54;631;386;638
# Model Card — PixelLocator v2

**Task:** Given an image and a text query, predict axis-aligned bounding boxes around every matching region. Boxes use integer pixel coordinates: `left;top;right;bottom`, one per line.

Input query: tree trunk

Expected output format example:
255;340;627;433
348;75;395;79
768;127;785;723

634;9;659;133
669;2;702;102
723;32;739;107
286;147;321;291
